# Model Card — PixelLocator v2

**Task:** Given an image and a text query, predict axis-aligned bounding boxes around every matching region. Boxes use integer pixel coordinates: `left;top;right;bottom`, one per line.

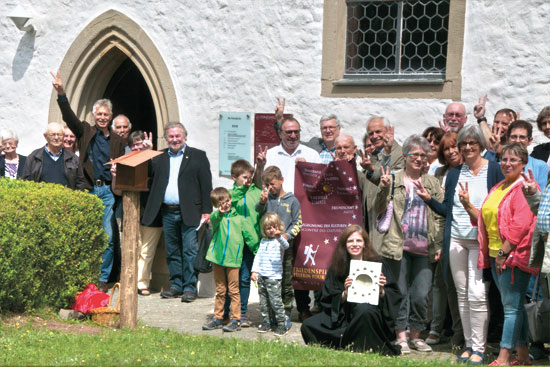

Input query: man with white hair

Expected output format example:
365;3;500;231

22;122;85;190
362;116;405;253
440;102;468;133
112;114;132;139
51;71;126;292
305;114;341;163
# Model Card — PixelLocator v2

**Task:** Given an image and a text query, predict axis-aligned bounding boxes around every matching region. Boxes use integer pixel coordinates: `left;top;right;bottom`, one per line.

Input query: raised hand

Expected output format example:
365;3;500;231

357;149;373;171
50;70;65;95
110;163;117;177
275;97;285;122
458;182;470;207
260;185;269;204
142;131;153;150
521;168;538;196
473;94;487;119
384;125;394;154
438;120;451;133
380;166;391;187
413;179;431;201
256;145;268;167
514;111;520;121
488;124;504;152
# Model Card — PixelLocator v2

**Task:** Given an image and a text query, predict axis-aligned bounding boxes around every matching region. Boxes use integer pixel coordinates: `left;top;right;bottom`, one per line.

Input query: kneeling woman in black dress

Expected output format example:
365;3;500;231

301;224;401;355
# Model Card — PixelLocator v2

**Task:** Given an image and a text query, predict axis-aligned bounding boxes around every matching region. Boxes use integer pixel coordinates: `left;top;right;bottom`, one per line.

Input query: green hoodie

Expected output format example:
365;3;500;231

229;183;262;253
206;208;259;268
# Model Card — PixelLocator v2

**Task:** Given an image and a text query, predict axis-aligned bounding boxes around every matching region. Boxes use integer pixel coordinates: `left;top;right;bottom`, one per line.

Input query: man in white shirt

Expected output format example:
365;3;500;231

256;116;321;322
262;116;322;194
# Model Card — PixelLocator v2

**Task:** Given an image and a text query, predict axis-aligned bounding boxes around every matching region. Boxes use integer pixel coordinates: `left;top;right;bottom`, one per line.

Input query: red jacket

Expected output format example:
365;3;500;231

476;179;539;276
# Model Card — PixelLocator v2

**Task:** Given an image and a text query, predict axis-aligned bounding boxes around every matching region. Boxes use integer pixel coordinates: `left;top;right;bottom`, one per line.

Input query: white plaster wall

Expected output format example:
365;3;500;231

1;0;550;187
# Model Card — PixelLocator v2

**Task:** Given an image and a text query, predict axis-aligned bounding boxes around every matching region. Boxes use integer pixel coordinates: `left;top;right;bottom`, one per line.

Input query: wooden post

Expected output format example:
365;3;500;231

120;191;140;329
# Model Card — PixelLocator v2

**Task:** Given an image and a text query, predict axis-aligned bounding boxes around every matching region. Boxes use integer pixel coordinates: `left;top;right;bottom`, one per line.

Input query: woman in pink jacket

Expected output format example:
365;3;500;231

476;144;540;366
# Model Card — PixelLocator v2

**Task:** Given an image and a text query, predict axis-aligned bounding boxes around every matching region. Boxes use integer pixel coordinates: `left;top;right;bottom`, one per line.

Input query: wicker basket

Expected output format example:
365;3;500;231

90;282;120;327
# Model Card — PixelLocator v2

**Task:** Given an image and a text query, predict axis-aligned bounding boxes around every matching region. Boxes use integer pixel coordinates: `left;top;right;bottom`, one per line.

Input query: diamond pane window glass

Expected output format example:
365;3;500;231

345;0;449;78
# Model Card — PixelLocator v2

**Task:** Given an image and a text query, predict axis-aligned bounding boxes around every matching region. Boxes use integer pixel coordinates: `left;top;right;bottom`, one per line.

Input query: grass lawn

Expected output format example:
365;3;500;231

0;315;451;366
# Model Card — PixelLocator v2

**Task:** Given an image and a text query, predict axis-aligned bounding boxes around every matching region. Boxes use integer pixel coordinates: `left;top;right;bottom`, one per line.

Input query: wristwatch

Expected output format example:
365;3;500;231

497;249;509;257
477;117;487;124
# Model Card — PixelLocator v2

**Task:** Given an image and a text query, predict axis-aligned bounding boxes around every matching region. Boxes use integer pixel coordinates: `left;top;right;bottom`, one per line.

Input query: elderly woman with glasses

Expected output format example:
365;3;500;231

473;144;539;366
415;125;504;365
374;134;444;354
0;129;26;179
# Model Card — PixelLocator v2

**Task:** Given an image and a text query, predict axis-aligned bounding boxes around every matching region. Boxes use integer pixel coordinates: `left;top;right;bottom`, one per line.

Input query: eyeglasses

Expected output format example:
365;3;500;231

406;152;428;160
47;133;64;138
458;140;479;148
281;129;300;136
321;126;338;131
444;112;465;118
501;158;523;164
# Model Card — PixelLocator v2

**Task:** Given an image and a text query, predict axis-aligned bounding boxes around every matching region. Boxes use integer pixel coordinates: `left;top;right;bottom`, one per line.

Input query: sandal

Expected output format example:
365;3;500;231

509;357;533;366
468;351;485;365
138;289;151;296
457;347;473;363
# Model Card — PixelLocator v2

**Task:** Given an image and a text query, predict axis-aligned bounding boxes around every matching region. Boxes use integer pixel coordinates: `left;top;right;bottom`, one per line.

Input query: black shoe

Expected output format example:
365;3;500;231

160;288;182;298
274;325;289;336
181;291;197;303
257;322;271;333
222;319;241;332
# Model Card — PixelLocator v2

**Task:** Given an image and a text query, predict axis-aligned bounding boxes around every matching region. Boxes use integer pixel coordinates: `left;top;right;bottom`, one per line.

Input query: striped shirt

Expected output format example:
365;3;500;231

451;163;489;240
251;237;290;279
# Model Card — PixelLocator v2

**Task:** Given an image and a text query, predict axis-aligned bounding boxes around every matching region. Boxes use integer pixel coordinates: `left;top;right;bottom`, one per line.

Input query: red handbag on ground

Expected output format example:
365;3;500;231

71;283;110;314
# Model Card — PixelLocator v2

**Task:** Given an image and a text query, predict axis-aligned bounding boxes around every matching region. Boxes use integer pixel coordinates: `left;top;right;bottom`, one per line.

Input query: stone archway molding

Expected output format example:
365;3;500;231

48;9;178;149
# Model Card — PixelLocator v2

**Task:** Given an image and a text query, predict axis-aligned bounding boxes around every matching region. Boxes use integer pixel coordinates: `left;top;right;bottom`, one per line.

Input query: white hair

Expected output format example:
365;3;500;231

319;114;340;128
0;129;18;143
366;115;391;128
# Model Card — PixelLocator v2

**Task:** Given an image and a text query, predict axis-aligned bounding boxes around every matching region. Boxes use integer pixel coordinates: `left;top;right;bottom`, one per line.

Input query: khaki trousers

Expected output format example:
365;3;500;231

213;263;241;320
137;225;163;290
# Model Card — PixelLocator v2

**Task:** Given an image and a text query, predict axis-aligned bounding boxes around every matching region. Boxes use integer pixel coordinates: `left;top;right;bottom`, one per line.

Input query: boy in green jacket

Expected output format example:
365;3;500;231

203;187;259;332
225;159;262;326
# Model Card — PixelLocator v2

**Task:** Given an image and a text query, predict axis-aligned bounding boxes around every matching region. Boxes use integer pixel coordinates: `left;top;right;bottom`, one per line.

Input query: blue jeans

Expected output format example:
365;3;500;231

90;185;116;283
395;251;433;331
224;244;254;315
490;258;530;349
161;207;198;293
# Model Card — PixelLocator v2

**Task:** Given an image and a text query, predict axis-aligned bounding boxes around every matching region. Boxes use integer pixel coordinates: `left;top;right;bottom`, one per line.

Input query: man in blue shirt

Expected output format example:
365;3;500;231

142;122;213;302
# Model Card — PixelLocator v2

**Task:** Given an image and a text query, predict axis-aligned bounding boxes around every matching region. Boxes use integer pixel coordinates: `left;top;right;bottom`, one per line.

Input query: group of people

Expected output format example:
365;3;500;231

2;72;550;364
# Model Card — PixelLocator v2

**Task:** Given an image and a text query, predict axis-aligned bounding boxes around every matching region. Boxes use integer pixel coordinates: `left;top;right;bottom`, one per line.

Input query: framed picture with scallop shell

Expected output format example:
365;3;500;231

347;260;382;305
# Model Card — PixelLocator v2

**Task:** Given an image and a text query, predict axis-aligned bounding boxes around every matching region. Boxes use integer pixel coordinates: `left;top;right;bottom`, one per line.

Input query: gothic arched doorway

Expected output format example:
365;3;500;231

47;9;179;150
104;57;158;148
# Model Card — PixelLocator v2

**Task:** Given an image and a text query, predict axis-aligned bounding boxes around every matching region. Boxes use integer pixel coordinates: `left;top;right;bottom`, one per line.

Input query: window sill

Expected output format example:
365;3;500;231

333;77;446;86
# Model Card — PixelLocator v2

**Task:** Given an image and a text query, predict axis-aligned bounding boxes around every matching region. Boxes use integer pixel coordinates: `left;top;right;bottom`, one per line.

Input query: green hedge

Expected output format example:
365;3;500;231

0;178;107;312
